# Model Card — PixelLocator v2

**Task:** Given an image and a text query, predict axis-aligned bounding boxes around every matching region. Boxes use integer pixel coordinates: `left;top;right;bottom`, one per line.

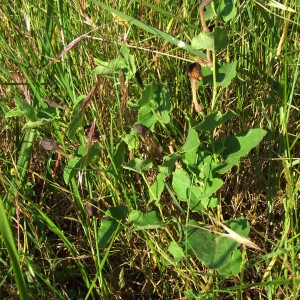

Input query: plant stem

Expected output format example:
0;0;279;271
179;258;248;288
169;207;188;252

211;50;217;110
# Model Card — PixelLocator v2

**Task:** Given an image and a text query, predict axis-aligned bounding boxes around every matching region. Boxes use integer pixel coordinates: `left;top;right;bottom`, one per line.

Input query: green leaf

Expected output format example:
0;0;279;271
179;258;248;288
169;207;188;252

123;158;153;173
128;210;142;222
137;83;172;127
187;220;239;270
23;119;52;129
98;205;128;249
14;98;37;121
172;168;192;201
109;140;126;177
5;107;23;118
190;178;224;201
129;210;164;230
149;173;166;202
226;217;250;237
191;32;214;51
216;61;237;87
182;127;200;152
139;82;159;107
202;195;219;209
63;144;101;184
164;241;187;264
214;0;237;22
123;132;139;151
218;249;242;276
92;58;126;75
120;44;136;78
158;153;182;176
193;110;237;132
0;195;28;299
67;96;86;141
187;186;205;212
182;127;201;166
137;104;157;129
191;27;229;51
214;129;267;173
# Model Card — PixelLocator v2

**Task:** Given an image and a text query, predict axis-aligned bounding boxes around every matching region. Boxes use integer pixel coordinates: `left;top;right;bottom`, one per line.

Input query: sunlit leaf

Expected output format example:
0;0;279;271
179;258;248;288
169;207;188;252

14;98;37;121
129;210;164;230
149;173;166;202
191;27;229;51
92;58;126;75
172;168;192;201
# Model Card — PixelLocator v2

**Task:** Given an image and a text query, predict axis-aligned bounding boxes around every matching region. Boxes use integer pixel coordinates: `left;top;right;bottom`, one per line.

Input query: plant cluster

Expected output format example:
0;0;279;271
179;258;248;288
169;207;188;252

0;0;299;299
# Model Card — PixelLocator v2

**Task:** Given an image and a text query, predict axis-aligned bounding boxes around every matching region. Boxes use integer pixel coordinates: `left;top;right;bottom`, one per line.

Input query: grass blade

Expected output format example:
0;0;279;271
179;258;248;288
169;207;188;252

0;196;28;299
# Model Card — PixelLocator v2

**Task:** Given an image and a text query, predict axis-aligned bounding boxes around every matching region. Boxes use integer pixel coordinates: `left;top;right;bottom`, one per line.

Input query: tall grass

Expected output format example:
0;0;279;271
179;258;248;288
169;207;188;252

0;0;299;299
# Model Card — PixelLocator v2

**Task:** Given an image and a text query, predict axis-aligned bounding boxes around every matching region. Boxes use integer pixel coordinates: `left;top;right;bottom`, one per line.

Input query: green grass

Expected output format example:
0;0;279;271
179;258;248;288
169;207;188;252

0;0;299;299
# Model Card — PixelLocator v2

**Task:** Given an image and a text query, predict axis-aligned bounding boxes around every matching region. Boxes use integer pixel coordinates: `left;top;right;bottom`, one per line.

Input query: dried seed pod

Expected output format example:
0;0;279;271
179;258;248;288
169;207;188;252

135;71;144;89
187;62;203;112
133;124;152;135
41;139;59;151
41;139;74;159
187;62;203;81
86;201;101;218
118;69;126;91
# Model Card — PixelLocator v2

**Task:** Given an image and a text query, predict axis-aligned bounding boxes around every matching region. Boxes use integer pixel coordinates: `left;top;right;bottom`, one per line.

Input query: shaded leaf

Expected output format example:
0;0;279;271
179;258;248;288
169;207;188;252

214;129;267;173
137;83;172;127
123;158;153;173
98;205;128;249
216;61;237;87
186;220;239;270
193;110;237;132
215;0;237;22
109;140;126;177
158;153;182;176
182;127;200;152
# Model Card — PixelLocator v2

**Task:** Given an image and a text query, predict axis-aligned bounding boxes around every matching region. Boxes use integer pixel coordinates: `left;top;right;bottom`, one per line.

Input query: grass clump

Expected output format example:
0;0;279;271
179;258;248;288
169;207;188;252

0;0;299;299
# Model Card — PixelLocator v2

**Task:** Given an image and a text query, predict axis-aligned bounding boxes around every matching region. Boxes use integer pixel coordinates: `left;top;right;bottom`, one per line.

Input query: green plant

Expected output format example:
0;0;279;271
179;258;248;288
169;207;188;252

1;0;299;298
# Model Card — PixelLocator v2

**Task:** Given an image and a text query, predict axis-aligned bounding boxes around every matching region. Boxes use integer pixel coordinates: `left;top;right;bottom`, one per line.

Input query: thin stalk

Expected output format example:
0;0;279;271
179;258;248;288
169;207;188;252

0;195;28;300
211;50;218;110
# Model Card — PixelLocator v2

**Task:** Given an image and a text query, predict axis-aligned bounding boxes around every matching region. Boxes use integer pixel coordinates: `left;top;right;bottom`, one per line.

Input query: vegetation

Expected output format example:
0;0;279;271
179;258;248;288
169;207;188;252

0;0;299;299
